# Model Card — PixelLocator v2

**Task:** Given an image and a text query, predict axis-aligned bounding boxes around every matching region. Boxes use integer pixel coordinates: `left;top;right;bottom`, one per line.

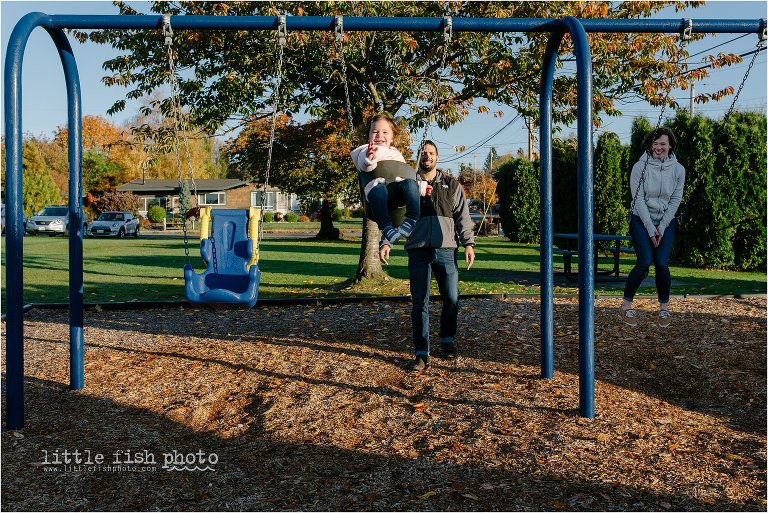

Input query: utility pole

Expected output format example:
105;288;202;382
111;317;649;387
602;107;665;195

528;117;535;161
690;83;695;115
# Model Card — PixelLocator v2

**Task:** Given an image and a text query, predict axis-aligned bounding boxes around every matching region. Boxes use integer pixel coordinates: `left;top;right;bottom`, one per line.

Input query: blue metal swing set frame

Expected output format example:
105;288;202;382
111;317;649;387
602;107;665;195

4;13;765;429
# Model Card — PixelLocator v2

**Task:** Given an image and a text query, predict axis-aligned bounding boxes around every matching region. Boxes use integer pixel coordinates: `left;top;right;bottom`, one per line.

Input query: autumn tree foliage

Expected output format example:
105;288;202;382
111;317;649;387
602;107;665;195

224;113;358;240
79;0;746;280
53;114;226;192
21;142;62;216
53;115;125;155
467;173;499;215
89;190;141;217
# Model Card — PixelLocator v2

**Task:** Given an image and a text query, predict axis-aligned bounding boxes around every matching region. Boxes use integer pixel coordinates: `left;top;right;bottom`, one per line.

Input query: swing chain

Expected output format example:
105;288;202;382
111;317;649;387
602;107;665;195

336;16;355;145
258;15;287;249
210;236;218;274
628;23;692;222
724;28;766;119
163;14;199;261
415;16;452;170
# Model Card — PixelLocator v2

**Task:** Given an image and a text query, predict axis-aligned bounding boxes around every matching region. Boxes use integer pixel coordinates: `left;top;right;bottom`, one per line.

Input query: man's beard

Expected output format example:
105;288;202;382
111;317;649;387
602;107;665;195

419;161;436;172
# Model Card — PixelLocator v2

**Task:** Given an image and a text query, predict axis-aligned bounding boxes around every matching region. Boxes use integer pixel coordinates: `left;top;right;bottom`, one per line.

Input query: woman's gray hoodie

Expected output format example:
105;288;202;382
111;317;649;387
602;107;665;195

630;153;686;237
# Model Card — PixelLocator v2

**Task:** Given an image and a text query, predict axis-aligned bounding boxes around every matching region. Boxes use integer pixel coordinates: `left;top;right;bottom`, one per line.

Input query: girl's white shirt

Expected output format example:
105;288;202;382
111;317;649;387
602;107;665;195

350;144;406;173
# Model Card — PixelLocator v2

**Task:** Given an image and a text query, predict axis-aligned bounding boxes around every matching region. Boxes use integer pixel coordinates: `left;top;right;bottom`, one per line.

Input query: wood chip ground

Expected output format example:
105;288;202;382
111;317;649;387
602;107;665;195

2;296;765;511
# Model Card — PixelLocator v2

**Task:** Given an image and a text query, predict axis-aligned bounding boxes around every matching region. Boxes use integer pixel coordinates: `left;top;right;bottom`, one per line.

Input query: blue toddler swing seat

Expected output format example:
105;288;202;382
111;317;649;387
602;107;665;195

184;207;261;308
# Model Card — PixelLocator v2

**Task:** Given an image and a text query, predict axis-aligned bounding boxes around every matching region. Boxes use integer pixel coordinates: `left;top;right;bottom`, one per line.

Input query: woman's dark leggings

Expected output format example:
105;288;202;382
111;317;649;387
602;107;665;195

623;215;678;303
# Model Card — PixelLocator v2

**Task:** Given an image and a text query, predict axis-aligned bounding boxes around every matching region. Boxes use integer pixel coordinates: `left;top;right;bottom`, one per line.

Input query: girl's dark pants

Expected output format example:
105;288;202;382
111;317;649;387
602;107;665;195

367;180;420;230
623;214;679;303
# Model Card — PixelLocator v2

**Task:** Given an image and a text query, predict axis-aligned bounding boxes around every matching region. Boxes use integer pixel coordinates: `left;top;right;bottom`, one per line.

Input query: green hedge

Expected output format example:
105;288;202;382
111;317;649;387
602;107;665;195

670;111;766;270
593;132;628;241
495;158;540;243
495;111;766;271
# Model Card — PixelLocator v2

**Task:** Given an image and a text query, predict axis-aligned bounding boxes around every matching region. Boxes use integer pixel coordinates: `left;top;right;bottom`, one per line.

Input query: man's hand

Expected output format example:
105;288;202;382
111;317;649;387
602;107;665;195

379;244;391;264
464;245;475;269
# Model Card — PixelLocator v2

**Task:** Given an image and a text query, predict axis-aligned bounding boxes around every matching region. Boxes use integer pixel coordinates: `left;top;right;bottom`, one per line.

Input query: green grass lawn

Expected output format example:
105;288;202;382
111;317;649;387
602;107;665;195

1;233;765;307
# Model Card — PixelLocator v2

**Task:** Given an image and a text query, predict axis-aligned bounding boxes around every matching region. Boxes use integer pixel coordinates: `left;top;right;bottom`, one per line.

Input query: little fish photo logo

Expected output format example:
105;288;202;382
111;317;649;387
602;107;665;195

38;448;217;473
162;450;218;472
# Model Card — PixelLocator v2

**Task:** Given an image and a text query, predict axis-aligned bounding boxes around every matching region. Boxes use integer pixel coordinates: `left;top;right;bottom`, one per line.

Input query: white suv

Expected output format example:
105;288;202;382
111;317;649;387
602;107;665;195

25;206;70;236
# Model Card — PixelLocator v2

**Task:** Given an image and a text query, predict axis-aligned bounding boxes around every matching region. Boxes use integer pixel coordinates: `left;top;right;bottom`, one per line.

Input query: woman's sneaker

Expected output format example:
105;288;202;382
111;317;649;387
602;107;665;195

658;310;672;328
619;306;637;327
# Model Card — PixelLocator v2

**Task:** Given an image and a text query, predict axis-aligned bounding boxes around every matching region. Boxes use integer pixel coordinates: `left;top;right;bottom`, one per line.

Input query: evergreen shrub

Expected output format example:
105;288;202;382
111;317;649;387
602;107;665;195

147;205;166;223
495;158;540;243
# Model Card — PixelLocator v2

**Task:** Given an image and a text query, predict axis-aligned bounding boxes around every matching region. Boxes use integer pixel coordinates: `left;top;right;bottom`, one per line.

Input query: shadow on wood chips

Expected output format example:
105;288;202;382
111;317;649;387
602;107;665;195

1;296;765;511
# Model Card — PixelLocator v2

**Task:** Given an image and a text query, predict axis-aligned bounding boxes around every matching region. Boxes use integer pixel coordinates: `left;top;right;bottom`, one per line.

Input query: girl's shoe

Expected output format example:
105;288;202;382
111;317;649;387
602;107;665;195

398;217;418;238
381;225;401;245
658;310;672;328
619;306;637;327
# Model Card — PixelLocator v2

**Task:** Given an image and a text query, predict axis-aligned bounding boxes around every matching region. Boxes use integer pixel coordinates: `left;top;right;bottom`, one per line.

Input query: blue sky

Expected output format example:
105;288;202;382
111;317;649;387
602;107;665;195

2;1;766;175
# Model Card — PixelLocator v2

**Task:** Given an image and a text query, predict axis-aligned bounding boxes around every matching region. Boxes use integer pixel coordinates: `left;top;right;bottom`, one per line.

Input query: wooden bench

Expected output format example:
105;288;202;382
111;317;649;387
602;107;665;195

535;246;577;275
536;244;635;281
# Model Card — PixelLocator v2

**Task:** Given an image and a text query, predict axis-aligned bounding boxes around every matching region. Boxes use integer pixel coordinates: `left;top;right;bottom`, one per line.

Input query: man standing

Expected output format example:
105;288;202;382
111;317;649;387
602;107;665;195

380;140;476;371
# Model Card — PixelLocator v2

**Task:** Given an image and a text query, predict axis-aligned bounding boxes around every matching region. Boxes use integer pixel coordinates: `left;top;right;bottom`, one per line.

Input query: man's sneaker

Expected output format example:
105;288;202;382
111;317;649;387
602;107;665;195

409;355;430;371
398;217;418;238
381;225;401;245
658;309;672;328
619;306;637;327
441;343;458;360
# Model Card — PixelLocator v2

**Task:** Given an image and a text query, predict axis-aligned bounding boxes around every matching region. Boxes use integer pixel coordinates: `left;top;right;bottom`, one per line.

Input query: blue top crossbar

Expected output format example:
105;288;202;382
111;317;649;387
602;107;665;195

29;15;765;33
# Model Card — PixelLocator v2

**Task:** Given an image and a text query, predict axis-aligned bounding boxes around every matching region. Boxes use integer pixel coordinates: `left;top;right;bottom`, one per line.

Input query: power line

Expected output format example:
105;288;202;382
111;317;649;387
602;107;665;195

687;33;751;58
627;45;766;89
439;114;522;163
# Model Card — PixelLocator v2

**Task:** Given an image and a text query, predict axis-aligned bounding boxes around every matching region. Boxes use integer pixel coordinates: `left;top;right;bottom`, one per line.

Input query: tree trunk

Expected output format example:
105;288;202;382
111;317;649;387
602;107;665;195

355;215;388;281
315;197;340;240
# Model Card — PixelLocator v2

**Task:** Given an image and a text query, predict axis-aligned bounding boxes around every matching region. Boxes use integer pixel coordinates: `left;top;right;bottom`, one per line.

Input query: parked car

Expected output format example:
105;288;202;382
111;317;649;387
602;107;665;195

25;206;72;236
0;203;25;234
86;211;140;238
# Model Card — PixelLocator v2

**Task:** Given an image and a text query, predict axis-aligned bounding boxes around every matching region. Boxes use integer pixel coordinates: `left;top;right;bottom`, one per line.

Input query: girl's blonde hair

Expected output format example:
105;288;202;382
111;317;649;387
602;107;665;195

366;111;399;140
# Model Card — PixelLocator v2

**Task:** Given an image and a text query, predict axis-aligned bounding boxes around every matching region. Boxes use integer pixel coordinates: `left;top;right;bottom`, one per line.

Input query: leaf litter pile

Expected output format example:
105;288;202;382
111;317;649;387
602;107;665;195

2;296;765;511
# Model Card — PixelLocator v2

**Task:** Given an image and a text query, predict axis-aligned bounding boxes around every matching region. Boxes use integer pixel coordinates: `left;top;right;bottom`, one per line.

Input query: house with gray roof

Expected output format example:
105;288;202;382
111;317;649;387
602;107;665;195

116;179;301;217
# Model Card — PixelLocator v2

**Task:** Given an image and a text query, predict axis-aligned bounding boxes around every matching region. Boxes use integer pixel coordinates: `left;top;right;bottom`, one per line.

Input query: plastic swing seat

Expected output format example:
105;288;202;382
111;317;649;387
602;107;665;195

184;208;261;308
358;160;418;227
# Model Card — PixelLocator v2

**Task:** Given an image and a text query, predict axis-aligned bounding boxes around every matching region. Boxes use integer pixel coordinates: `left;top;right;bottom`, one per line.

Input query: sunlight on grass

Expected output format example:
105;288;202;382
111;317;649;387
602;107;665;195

1;234;764;307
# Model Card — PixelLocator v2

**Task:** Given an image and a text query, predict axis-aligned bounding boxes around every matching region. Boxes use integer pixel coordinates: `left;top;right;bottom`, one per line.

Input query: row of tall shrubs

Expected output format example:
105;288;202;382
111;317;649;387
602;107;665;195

495;111;766;271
